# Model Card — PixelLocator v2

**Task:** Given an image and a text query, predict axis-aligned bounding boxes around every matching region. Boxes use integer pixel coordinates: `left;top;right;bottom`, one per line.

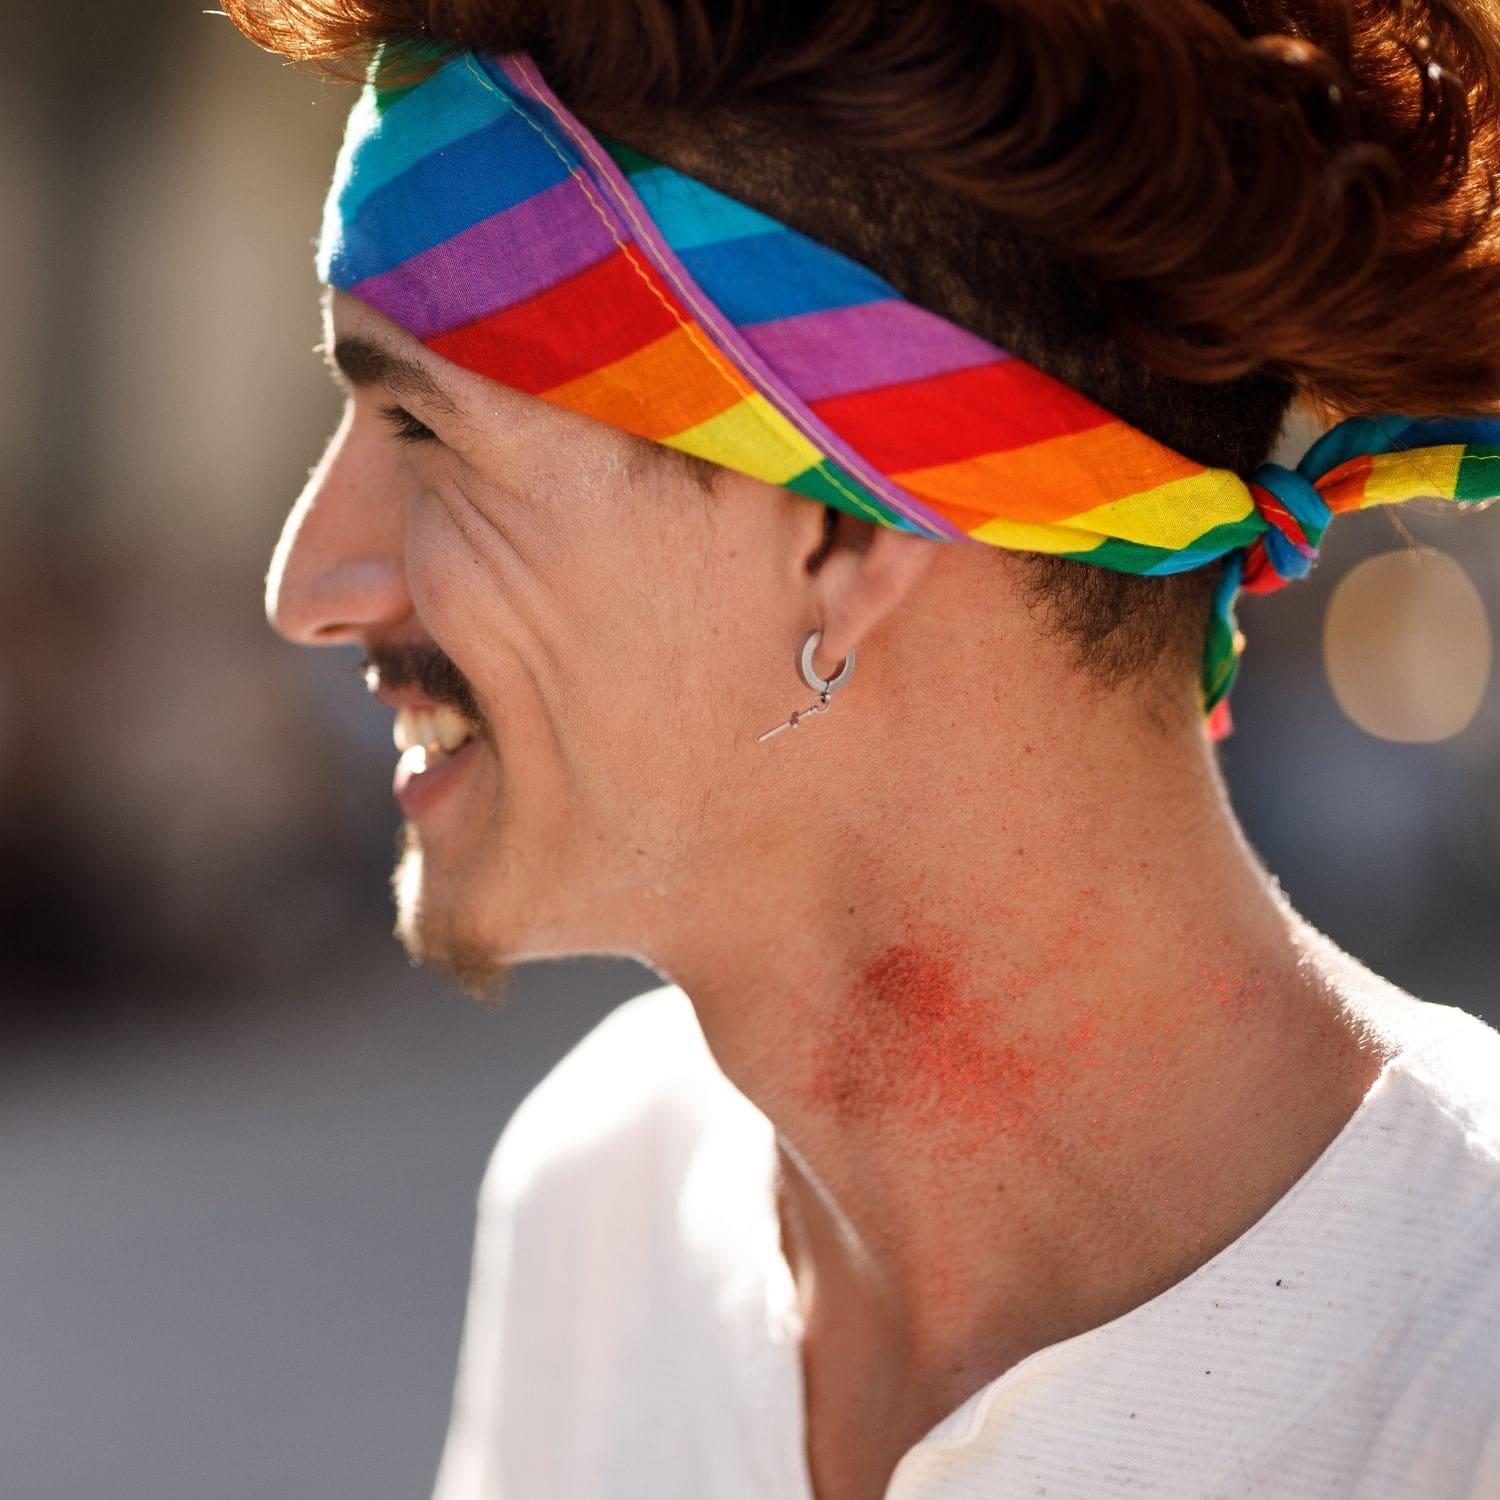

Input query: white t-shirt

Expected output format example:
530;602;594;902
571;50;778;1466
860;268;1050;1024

431;982;1500;1499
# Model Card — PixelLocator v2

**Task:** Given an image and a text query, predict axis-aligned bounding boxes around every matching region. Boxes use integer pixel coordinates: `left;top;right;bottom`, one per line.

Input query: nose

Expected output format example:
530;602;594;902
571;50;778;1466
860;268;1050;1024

266;400;414;646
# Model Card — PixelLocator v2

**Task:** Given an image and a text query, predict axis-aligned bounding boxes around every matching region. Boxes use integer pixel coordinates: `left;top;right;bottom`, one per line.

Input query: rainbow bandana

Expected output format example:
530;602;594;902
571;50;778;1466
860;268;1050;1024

317;44;1500;737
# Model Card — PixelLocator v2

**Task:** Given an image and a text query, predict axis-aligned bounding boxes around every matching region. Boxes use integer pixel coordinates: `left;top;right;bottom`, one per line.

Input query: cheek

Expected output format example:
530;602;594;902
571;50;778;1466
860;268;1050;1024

404;484;500;645
404;467;773;761
402;475;660;743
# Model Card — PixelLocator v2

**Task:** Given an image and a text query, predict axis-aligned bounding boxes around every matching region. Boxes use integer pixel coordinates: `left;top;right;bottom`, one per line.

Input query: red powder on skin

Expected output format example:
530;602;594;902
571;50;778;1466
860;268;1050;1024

1063;1011;1100;1059
1204;962;1270;1024
806;933;1072;1162
800;861;1237;1171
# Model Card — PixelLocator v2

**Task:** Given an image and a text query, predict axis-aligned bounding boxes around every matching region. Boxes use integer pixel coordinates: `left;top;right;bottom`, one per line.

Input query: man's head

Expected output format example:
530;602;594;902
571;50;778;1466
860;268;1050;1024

272;288;953;1000
237;0;1500;995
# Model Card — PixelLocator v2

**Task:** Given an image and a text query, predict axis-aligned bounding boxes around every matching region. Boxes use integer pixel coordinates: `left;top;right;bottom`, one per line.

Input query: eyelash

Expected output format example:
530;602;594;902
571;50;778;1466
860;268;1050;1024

377;403;438;446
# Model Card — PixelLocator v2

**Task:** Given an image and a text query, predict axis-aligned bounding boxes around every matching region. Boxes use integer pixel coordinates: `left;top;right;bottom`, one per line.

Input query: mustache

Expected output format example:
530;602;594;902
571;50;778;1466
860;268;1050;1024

361;641;485;729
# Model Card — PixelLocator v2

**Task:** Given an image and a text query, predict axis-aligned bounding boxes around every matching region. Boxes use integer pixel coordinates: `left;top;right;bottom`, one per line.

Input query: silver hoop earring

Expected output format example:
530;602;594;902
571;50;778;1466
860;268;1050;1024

756;629;856;742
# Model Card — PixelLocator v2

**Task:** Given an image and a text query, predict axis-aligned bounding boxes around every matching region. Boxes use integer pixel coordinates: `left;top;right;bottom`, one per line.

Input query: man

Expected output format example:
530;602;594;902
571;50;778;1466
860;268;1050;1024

228;4;1500;1496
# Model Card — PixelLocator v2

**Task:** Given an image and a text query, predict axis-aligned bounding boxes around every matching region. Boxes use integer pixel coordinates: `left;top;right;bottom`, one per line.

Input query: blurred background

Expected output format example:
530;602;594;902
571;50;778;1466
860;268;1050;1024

2;4;1496;1497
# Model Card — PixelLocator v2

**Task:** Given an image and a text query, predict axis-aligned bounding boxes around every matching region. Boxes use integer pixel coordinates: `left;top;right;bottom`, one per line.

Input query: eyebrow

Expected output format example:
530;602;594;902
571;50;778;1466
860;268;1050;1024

325;334;460;415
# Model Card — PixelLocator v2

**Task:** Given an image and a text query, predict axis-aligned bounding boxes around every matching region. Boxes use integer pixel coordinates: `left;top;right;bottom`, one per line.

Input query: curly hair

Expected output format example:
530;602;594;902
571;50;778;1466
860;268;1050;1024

222;0;1500;693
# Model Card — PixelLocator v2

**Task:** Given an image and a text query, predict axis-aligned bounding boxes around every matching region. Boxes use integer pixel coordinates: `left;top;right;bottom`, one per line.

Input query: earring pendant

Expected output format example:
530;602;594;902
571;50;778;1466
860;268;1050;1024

756;629;855;743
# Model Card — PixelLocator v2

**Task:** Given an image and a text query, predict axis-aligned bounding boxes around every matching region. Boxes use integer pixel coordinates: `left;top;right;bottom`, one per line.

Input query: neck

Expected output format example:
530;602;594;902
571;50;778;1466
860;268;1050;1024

651;685;1391;1434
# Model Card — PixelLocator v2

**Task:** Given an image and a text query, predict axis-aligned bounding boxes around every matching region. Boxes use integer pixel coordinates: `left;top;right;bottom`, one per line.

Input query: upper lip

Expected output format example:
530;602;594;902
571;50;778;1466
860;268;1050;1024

369;684;462;715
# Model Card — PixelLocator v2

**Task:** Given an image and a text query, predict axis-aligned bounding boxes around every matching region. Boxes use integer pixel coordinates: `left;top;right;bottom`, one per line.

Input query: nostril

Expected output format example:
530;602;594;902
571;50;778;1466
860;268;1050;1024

265;544;411;646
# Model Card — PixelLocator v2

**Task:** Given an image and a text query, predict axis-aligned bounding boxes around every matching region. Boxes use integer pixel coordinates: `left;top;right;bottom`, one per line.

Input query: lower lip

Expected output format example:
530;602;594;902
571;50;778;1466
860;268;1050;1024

393;737;480;821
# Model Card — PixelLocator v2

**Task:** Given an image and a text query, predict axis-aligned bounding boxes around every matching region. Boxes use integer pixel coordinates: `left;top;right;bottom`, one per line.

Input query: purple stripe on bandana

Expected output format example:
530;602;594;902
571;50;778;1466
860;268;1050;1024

741;299;1006;403
349;176;617;340
491;52;967;538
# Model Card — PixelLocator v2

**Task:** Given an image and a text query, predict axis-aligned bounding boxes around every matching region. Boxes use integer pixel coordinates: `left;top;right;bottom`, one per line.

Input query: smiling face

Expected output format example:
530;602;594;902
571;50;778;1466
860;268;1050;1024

266;288;871;1001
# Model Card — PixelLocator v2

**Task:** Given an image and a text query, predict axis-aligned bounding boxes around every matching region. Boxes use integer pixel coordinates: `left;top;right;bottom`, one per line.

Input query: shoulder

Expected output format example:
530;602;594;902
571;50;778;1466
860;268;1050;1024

1344;979;1500;1239
478;979;736;1215
1381;994;1500;1166
430;985;739;1499
1390;998;1500;1271
1304;939;1500;1319
1404;999;1500;1120
1362;997;1500;1390
1368;1003;1500;1486
1311;929;1500;1163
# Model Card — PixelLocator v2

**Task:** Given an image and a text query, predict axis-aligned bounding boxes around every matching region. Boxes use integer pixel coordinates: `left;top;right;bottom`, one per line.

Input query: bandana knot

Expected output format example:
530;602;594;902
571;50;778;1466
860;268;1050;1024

1242;462;1332;595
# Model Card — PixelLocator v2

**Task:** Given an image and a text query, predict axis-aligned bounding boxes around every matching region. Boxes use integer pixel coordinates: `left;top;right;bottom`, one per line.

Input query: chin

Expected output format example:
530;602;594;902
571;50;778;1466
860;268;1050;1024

391;824;515;1007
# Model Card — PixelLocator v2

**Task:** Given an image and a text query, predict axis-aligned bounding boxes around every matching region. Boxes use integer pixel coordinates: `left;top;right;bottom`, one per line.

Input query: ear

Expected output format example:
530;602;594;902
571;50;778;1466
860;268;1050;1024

803;507;940;681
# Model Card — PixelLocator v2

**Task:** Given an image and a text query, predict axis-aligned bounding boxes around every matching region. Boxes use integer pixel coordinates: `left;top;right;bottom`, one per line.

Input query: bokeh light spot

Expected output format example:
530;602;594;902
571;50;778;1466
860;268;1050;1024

1322;548;1491;743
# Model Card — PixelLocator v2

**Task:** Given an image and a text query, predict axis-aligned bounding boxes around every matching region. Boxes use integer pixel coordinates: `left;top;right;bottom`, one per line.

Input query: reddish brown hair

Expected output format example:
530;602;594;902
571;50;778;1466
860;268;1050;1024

223;0;1500;694
225;0;1500;413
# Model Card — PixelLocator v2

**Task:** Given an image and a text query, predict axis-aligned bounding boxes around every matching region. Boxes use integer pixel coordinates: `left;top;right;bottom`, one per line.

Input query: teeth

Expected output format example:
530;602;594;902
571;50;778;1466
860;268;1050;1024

393;705;474;755
397;744;431;777
433;705;471;752
393;707;432;753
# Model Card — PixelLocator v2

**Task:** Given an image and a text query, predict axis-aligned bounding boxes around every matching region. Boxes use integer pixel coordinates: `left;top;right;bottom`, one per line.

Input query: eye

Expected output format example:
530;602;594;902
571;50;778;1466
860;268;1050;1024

377;403;439;446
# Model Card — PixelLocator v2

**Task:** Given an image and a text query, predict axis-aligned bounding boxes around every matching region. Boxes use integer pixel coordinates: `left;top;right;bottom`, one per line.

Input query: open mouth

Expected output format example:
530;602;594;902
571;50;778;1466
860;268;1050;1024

392;704;480;820
393;704;474;759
